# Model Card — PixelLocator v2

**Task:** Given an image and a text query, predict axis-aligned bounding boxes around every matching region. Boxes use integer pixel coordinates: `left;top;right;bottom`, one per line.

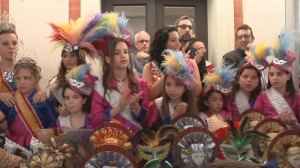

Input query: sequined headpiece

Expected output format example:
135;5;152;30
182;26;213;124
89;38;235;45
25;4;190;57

245;42;270;74
65;64;96;96
0;11;16;33
14;41;38;65
271;30;300;73
161;49;195;90
203;65;236;95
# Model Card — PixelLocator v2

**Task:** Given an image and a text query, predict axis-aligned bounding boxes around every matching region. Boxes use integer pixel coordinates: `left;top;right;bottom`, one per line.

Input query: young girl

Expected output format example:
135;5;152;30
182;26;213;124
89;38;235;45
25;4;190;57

48;14;99;116
56;64;94;134
199;66;235;132
150;49;197;127
0;57;57;147
142;27;202;101
87;12;149;133
227;43;269;121
0;12;46;107
254;32;300;129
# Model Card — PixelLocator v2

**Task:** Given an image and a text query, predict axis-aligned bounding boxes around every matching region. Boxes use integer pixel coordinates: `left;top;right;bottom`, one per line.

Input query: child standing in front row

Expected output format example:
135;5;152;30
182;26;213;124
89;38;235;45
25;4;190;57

0;57;57;148
199;66;236;132
149;49;197;128
254;32;300;129
56;64;95;134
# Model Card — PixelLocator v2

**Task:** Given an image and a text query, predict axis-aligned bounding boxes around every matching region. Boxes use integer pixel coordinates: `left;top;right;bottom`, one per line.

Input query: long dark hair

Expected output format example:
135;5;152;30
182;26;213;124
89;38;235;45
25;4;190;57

62;84;91;114
160;75;196;119
267;64;297;104
102;38;138;97
149;26;178;69
53;51;86;90
198;89;225;112
227;64;261;104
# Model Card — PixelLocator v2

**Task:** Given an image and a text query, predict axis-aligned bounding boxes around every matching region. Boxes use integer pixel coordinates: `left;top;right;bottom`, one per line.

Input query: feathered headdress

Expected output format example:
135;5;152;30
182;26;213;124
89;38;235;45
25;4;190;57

271;29;300;73
245;42;270;73
49;13;102;59
161;49;195;90
87;11;132;56
65;64;96;96
203;65;236;95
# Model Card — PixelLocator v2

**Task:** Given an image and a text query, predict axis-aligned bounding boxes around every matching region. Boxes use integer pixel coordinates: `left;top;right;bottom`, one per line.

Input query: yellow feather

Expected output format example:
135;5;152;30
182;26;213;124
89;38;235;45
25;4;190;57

273;38;280;53
255;42;267;62
203;73;221;86
163;54;181;71
245;50;254;60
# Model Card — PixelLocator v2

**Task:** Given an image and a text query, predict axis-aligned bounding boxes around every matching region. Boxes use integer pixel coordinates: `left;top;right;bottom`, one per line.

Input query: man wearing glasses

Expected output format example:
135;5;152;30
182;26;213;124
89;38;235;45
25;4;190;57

132;31;151;77
174;16;194;53
222;24;255;69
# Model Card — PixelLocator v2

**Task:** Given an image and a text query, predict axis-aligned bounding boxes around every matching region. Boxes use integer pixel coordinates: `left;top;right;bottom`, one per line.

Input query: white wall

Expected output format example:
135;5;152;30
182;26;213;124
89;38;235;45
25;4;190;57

207;0;234;68
243;0;285;45
9;0;100;91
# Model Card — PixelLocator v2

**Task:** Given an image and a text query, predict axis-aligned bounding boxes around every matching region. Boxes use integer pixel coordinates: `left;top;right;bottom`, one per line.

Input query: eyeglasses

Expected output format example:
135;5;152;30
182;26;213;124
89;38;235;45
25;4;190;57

177;24;193;30
237;34;252;40
137;40;150;43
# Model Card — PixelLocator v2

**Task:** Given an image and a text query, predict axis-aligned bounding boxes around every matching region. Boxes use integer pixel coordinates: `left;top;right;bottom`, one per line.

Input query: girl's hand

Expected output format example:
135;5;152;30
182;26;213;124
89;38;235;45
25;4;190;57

57;106;70;116
0;92;16;107
119;88;131;110
0;111;7;130
173;102;188;119
128;91;143;108
33;90;47;104
280;110;297;126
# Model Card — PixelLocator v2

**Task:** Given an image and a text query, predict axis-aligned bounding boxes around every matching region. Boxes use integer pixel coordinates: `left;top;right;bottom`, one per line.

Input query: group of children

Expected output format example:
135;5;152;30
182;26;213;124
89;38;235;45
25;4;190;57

0;11;299;167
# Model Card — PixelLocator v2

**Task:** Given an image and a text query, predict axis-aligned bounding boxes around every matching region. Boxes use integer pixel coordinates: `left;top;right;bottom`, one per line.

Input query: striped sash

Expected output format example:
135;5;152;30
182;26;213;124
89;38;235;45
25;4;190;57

14;91;43;137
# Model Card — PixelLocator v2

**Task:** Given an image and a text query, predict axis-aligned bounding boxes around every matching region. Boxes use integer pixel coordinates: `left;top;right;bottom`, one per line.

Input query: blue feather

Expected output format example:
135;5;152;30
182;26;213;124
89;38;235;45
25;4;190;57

278;31;294;59
86;28;110;43
77;64;91;81
117;12;128;32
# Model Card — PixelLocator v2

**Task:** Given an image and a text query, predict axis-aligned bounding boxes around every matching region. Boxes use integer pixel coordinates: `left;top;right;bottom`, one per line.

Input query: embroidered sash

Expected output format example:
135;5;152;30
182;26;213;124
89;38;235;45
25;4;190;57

0;68;13;92
235;90;250;114
94;80;142;129
266;87;292;115
14;91;43;137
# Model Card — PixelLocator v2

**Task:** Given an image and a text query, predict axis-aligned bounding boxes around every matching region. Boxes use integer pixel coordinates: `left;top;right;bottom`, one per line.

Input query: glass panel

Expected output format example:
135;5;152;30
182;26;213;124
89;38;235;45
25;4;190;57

164;6;195;27
114;6;146;35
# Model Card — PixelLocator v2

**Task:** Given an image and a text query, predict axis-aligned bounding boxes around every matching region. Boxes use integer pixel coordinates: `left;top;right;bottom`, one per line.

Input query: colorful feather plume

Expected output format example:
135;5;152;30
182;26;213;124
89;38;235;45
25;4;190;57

86;11;132;56
203;65;236;94
246;42;270;64
49;13;99;59
161;49;195;89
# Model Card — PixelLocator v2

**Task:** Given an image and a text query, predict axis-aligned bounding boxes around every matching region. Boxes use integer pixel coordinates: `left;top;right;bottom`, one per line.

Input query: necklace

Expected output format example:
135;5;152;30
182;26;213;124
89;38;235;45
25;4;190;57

116;77;127;87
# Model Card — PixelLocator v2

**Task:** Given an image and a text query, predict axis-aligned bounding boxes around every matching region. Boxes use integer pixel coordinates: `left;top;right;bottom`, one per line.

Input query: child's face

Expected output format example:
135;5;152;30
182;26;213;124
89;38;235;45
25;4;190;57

165;76;186;102
64;88;86;114
106;41;130;70
166;31;181;51
62;51;79;70
204;91;223;114
269;66;291;90
15;69;37;97
64;88;86;113
238;68;259;94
